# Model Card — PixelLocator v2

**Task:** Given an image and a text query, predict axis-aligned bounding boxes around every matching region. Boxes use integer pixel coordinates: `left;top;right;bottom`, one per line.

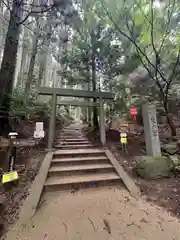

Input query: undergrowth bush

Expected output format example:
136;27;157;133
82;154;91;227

10;87;51;119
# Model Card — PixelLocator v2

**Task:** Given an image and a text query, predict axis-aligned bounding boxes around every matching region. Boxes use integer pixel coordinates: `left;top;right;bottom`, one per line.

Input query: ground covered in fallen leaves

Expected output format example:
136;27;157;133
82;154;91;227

109;140;180;218
84;125;180;219
0;118;70;240
0;146;45;240
0;118;48;240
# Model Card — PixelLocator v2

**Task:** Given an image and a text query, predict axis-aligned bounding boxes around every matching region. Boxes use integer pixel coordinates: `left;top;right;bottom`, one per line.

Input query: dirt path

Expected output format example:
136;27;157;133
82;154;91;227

14;186;180;240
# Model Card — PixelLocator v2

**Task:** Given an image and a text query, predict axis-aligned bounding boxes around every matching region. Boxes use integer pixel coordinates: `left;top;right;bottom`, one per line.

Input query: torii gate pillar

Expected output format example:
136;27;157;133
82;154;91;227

48;93;57;150
99;97;106;145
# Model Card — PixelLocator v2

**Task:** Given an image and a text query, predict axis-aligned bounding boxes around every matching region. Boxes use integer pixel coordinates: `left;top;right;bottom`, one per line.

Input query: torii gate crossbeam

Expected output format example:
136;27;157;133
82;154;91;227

38;87;114;150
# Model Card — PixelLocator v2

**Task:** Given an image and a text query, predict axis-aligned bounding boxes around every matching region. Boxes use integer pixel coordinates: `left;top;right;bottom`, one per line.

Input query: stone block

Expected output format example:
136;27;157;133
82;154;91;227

135;155;174;179
142;104;161;156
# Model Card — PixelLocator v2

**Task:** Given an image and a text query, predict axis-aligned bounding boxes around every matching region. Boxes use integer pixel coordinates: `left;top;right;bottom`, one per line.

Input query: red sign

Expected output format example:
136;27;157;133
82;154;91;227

130;107;137;116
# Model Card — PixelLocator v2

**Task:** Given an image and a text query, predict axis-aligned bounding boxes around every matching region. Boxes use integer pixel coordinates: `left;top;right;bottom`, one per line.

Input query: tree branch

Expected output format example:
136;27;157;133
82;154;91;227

1;0;12;12
131;3;167;83
135;0;176;87
135;47;165;102
149;0;161;84
135;1;152;26
18;5;54;24
158;0;176;53
150;0;158;56
102;3;167;101
165;47;180;97
103;3;168;84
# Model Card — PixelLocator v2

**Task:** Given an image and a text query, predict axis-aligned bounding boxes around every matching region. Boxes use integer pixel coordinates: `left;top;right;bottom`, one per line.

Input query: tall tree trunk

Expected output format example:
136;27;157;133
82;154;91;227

0;0;23;106
156;83;176;137
38;22;52;87
45;53;51;86
38;57;45;87
24;28;39;101
0;33;5;66
38;45;49;87
0;8;8;66
91;52;99;129
81;82;88;123
0;0;23;135
163;100;176;136
17;30;28;87
14;29;23;87
88;81;92;126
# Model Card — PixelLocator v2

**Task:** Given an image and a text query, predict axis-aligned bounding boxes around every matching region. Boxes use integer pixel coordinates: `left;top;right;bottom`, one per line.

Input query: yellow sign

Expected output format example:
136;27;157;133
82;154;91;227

2;171;18;184
120;133;127;144
121;137;127;144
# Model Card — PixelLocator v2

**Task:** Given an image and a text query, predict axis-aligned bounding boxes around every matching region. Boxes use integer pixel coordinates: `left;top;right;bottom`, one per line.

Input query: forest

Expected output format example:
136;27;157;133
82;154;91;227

0;0;180;237
0;0;179;134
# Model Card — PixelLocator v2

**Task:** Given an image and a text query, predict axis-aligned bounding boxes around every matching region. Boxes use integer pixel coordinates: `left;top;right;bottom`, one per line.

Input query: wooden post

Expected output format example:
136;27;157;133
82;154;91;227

48;93;57;150
99;97;106;145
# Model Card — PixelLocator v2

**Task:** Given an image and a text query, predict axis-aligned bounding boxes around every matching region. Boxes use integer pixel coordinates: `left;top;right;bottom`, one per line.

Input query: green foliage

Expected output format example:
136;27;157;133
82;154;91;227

60;0;140;90
55;0;180;124
98;0;180;127
107;75;130;116
10;88;26;118
10;87;51;119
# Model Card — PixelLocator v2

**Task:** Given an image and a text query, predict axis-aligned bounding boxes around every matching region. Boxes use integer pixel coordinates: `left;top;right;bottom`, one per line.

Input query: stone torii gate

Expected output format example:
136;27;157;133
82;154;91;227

38;87;114;150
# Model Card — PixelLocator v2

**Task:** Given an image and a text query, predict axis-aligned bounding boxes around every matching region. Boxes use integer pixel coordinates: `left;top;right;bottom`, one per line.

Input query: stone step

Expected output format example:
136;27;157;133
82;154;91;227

58;135;85;138
60;129;81;131
56;141;90;145
64;137;87;139
55;144;95;149
48;164;114;176
58;132;84;135
60;132;81;134
56;138;85;141
44;172;121;191
55;138;88;142
51;156;109;166
63;128;80;129
58;138;84;141
53;149;105;159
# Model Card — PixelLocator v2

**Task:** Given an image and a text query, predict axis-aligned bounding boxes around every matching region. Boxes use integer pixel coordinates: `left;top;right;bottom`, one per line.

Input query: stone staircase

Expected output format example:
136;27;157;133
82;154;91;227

54;127;97;149
44;124;121;191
